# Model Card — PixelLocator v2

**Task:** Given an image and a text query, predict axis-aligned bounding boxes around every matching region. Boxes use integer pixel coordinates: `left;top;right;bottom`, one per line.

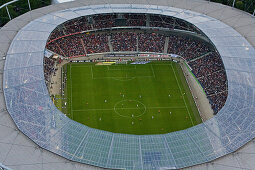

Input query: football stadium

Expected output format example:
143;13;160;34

1;0;255;170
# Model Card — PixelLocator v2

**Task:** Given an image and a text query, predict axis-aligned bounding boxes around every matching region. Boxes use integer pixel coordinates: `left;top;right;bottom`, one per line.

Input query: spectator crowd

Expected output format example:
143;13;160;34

45;14;227;114
44;57;56;88
111;32;137;52
47;13;202;42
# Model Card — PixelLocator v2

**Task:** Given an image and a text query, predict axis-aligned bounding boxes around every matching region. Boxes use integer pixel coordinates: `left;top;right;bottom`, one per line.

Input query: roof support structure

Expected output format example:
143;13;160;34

27;0;31;11
232;0;236;7
5;6;11;21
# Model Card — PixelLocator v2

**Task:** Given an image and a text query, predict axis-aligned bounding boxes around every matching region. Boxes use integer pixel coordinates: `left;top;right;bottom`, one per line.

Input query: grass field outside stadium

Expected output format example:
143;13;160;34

61;61;202;135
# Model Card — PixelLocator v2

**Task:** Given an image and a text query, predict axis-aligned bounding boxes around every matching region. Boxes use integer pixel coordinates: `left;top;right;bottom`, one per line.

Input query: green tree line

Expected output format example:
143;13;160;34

0;0;51;27
211;0;255;13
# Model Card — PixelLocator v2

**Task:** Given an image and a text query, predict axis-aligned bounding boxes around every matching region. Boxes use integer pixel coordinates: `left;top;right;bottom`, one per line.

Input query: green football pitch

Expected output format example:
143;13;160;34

62;61;202;135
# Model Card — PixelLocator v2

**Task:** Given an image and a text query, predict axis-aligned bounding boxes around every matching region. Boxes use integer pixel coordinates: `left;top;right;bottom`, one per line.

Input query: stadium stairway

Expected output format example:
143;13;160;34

164;37;169;53
188;51;213;62
146;14;150;27
108;35;113;52
136;34;139;52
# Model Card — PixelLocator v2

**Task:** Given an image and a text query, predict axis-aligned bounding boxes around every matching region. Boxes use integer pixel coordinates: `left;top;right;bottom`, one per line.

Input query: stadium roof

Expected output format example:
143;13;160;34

52;0;75;4
1;1;255;170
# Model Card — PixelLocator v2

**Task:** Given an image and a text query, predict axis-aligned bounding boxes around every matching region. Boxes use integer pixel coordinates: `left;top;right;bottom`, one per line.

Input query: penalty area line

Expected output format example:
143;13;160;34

150;64;156;78
90;66;94;79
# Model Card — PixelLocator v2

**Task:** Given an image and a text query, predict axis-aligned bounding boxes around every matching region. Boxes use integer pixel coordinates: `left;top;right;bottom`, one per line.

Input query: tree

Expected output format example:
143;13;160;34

243;0;255;14
236;1;244;10
212;0;223;3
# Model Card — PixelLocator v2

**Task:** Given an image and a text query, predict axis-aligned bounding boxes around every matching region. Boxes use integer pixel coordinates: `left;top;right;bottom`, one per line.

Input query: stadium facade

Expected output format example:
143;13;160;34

1;1;255;170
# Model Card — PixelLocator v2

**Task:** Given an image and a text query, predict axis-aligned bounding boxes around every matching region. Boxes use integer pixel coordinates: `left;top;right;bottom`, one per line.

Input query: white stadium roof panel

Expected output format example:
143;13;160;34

21;21;57;32
194;19;229;29
15;30;50;41
209;36;252;47
200;27;241;37
51;9;81;20
221;57;255;73
217;46;255;59
5;52;44;70
34;14;68;26
71;7;99;16
7;40;46;54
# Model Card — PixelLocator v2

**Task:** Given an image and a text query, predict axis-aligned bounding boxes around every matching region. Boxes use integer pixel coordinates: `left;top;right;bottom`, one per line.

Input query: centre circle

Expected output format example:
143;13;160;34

114;100;146;118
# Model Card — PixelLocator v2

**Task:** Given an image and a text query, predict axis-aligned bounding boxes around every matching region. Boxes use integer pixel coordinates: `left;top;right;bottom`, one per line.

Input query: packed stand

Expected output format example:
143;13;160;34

188;52;227;113
48;27;66;42
125;14;146;27
149;15;201;34
93;14;116;29
174;19;192;32
47;32;167;56
167;34;227;114
150;15;175;29
82;33;110;54
198;70;227;95
47;33;110;57
168;35;210;61
46;41;64;56
44;57;56;88
111;32;137;51
47;35;85;57
55;35;85;57
188;52;224;78
182;41;210;61
138;33;165;53
47;13;203;43
208;91;228;114
63;17;92;35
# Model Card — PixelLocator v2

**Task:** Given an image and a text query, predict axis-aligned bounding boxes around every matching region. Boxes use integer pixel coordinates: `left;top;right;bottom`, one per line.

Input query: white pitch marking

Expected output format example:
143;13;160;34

90;66;94;79
170;64;194;126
